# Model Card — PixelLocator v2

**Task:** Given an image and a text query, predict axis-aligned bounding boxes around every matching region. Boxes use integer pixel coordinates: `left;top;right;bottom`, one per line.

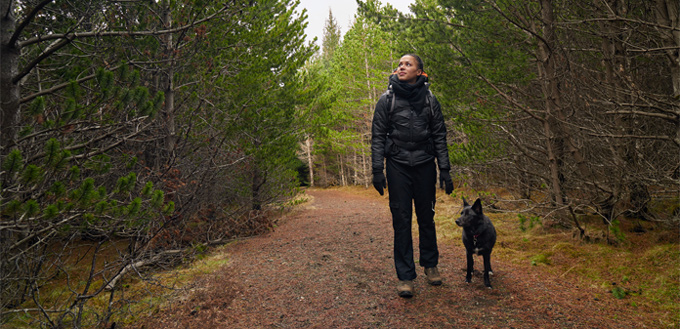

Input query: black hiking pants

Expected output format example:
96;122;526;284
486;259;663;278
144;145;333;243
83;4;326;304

386;159;439;281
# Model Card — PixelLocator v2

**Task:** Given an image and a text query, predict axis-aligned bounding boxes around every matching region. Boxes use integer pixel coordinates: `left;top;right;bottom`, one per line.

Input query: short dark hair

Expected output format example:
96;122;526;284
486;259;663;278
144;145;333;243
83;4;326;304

402;53;424;71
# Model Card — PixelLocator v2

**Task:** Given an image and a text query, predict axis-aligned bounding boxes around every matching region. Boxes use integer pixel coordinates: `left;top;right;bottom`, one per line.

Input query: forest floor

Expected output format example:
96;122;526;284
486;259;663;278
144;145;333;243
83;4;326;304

133;187;674;328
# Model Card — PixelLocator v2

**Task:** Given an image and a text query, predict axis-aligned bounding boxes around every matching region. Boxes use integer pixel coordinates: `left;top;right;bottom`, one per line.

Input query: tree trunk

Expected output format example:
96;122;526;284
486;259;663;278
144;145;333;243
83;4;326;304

361;149;366;188
306;137;315;187
535;0;566;205
339;154;346;186
541;119;565;204
654;0;680;98
654;0;680;149
322;157;328;187
353;148;358;185
599;0;627;221
252;166;263;211
364;50;376;189
162;1;176;166
538;0;601;207
0;0;20;155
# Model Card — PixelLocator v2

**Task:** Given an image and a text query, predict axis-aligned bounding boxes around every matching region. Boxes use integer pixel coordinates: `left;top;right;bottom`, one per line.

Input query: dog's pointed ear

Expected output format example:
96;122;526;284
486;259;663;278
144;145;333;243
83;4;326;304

472;198;482;214
462;197;469;207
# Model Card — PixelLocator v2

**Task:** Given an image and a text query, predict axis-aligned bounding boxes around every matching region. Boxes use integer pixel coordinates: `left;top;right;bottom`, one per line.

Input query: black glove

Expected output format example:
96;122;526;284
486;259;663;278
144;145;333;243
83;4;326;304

440;170;453;195
373;172;386;196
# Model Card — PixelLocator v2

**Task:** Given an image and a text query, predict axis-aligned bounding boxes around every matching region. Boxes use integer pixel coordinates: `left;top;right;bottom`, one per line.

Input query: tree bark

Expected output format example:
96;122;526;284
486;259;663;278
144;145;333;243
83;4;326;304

162;1;176;166
654;0;680;149
654;0;680;98
599;0;627;221
0;0;20;155
535;0;566;205
306;137;315;187
538;0;602;206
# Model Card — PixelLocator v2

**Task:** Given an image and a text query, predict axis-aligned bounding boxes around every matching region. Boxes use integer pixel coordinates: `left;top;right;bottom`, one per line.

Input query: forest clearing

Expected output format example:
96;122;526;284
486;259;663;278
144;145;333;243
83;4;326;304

1;0;678;328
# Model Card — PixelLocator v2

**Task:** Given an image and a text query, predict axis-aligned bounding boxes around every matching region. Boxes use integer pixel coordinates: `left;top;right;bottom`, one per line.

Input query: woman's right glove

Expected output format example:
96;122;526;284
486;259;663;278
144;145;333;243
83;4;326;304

373;172;386;196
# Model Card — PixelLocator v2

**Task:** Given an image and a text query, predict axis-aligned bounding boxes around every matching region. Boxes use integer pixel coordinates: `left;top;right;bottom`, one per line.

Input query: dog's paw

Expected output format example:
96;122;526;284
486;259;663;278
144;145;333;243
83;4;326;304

488;271;494;276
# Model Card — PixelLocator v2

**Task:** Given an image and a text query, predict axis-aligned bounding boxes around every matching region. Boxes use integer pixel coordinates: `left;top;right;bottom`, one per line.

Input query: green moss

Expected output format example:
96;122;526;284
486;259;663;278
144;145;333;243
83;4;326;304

551;242;582;258
530;252;553;266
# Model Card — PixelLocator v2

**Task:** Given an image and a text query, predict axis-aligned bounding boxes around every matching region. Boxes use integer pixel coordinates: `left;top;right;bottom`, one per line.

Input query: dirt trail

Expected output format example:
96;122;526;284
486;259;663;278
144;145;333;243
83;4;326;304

135;188;653;328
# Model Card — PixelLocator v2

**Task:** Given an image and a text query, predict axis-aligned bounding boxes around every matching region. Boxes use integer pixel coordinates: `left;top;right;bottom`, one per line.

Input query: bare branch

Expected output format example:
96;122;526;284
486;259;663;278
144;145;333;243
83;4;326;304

6;214;79;259
8;0;53;46
493;123;548;166
561;17;679;32
20;62;125;105
22;117;149;163
0;308;66;316
68;121;154;161
13;38;73;84
604;110;679;121
18;5;230;48
105;249;183;290
584;131;679;146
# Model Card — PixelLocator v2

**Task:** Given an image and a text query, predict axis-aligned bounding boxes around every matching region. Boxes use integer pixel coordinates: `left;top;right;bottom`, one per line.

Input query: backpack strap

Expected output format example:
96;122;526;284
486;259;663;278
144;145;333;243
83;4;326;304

426;89;434;119
381;85;397;133
386;84;396;115
385;83;434;120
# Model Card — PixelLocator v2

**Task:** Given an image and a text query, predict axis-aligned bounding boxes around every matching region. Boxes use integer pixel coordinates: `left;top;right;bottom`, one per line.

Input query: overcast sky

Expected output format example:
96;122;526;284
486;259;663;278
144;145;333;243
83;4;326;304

297;0;416;46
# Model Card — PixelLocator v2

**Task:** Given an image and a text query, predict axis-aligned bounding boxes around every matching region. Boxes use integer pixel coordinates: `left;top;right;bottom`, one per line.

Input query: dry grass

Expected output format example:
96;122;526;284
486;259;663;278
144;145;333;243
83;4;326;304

2;240;231;328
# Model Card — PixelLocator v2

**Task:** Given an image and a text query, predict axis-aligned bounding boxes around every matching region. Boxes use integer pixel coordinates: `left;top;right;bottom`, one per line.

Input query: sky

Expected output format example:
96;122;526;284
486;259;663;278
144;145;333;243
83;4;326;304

297;0;416;46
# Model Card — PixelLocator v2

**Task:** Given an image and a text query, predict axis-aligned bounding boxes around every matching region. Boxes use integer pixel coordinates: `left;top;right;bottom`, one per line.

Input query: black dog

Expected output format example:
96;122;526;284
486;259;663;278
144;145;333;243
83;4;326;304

455;198;497;288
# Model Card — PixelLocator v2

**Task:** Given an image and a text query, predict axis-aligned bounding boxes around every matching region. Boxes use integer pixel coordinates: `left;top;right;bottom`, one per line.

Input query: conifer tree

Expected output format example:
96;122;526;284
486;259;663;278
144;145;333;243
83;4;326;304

322;9;342;65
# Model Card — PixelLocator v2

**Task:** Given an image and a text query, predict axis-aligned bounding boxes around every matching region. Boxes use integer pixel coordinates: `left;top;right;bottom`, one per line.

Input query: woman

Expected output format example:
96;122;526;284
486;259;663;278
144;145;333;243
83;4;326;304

371;54;453;298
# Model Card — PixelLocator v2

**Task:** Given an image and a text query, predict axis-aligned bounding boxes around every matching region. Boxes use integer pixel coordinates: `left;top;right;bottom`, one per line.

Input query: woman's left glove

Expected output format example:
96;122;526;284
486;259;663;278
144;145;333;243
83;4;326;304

440;171;454;195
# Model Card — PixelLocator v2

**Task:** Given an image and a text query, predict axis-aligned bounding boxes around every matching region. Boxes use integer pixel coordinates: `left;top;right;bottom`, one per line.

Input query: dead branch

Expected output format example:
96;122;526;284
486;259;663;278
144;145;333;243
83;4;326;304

104;249;183;291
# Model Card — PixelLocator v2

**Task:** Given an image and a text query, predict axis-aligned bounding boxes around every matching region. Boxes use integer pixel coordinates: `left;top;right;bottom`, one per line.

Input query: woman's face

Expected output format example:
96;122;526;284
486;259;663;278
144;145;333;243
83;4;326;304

396;55;422;84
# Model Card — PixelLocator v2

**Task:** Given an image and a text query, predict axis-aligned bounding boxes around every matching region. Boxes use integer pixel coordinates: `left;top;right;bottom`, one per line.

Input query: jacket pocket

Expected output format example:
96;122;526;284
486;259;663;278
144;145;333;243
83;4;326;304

385;138;397;156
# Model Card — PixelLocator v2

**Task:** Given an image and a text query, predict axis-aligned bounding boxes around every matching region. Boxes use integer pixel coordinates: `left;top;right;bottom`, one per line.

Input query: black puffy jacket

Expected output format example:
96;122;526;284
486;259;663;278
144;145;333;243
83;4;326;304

371;87;451;173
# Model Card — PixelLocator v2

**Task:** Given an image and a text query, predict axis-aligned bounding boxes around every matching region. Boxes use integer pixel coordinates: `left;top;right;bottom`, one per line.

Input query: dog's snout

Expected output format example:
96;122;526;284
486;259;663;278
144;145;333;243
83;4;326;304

455;218;462;226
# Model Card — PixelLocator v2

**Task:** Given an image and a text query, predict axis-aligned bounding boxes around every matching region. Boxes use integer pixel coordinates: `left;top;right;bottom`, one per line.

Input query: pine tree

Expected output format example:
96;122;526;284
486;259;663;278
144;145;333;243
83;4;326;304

195;0;315;210
322;9;342;65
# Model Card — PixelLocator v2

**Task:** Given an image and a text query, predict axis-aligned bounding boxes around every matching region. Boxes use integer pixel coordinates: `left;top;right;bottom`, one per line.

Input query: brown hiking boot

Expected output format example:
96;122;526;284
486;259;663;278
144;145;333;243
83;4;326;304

424;267;442;286
397;280;414;298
